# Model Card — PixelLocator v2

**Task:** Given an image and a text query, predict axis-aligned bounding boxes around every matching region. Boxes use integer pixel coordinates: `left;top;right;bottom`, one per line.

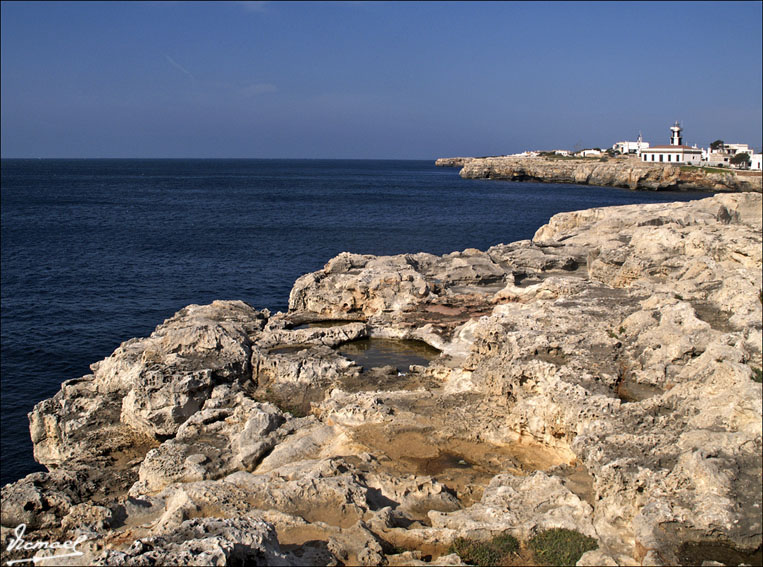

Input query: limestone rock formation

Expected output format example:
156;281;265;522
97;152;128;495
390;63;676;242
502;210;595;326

95;516;289;566
455;155;762;192
2;193;761;566
434;157;473;167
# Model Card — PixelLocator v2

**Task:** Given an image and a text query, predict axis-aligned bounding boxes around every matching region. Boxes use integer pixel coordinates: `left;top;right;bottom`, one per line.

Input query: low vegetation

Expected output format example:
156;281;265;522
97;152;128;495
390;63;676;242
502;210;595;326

528;528;598;566
729;152;751;168
449;529;599;566
538;152;578;160
449;533;520;566
680;165;731;174
752;367;763;384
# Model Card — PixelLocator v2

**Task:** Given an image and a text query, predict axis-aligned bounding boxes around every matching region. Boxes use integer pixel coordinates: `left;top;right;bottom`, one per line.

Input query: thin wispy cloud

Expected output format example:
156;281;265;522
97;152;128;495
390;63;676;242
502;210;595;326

240;83;278;97
237;1;269;13
164;54;196;81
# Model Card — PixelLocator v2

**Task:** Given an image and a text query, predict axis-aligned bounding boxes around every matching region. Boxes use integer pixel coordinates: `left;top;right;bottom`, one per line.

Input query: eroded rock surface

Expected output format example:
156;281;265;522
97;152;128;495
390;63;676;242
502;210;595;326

434;157;473;168
2;193;761;566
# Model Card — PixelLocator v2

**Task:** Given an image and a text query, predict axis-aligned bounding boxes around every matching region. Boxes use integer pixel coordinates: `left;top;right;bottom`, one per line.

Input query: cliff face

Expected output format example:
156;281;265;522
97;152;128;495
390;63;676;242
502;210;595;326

2;194;762;566
434;157;473;167
454;156;762;192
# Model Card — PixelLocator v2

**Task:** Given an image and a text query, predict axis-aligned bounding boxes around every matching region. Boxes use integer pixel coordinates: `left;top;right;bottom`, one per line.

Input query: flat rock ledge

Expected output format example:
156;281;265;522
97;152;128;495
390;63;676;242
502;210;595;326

437;156;763;193
2;193;762;566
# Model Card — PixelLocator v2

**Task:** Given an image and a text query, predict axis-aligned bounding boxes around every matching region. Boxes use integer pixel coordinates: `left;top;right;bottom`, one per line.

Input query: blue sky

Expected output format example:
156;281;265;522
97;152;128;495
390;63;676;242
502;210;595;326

1;1;761;158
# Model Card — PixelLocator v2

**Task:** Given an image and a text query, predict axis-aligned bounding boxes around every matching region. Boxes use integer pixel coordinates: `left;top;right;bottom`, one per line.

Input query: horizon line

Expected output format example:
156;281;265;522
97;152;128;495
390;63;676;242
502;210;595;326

0;156;440;161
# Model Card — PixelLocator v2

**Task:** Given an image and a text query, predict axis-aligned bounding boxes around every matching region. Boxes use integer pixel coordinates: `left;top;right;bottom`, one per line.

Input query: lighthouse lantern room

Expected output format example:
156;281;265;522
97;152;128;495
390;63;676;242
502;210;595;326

670;121;683;146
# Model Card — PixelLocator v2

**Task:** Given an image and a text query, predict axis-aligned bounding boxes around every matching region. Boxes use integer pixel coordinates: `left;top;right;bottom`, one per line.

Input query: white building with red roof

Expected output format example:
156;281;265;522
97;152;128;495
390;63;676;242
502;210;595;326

639;122;702;165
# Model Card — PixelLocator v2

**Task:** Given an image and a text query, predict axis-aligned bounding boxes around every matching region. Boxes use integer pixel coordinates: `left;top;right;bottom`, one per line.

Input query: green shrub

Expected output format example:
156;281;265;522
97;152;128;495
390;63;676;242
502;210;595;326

449;533;519;566
680;165;729;174
752;367;763;384
529;528;598;566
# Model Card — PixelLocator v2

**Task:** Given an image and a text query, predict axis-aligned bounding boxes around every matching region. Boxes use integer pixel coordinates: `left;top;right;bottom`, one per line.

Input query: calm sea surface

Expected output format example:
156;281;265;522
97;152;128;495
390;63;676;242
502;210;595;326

0;159;710;486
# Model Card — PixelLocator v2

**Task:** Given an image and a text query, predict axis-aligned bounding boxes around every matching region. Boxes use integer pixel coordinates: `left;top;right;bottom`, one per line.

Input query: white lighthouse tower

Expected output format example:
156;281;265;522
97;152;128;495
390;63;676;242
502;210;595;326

640;121;702;164
670;121;683;146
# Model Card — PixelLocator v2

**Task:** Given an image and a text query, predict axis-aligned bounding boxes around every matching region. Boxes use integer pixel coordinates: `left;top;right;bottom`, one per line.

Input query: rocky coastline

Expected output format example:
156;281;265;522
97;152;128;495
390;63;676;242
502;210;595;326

432;157;473;168
435;156;763;193
2;193;762;566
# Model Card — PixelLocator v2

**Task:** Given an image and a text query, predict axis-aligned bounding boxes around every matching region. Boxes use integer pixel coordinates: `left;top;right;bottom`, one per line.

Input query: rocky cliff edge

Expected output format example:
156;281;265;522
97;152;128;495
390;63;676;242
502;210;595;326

438;156;762;193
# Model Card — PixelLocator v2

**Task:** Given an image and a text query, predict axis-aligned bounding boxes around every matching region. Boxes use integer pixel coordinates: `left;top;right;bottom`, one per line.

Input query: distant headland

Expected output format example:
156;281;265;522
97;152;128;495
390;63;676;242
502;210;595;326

437;122;762;193
435;155;762;192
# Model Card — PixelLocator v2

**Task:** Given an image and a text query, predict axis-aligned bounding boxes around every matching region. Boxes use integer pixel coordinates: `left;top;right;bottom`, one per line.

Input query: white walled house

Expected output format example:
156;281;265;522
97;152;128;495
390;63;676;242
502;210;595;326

577;149;603;157
613;140;650;154
706;143;755;167
705;150;731;167
723;143;753;155
749;153;762;170
641;145;702;164
506;151;540;158
640;122;702;164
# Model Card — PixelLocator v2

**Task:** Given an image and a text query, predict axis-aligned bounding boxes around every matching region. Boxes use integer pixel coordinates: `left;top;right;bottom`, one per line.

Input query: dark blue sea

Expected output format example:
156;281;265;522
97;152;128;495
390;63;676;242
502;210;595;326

0;159;711;486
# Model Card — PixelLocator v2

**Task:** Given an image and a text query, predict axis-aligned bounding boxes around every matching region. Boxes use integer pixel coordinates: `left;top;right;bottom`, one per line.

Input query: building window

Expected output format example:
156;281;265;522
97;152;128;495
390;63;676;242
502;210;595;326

668;155;671;162
659;155;663;162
